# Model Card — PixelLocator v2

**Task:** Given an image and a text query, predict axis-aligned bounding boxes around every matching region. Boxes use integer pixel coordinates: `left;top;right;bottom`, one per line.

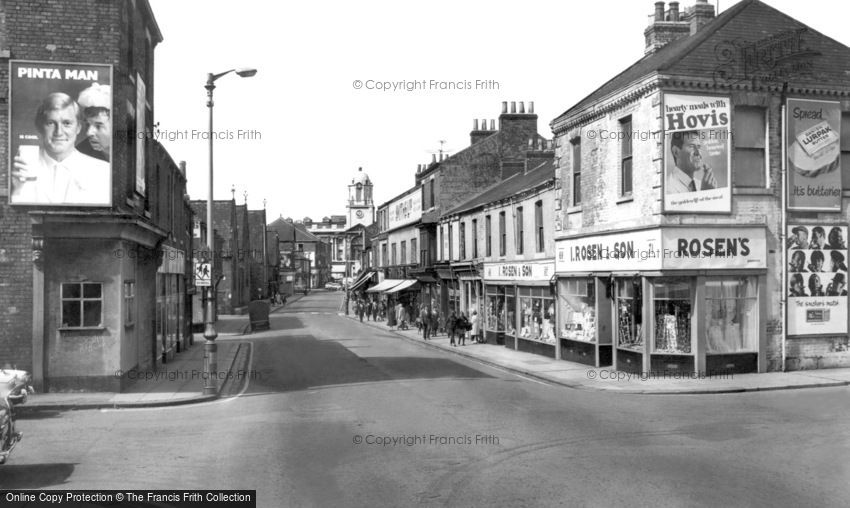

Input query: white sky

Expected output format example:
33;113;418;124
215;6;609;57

149;0;849;221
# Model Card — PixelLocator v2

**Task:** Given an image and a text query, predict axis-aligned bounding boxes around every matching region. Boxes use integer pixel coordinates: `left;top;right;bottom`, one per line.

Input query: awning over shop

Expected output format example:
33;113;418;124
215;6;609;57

349;270;376;291
366;279;404;293
385;279;419;293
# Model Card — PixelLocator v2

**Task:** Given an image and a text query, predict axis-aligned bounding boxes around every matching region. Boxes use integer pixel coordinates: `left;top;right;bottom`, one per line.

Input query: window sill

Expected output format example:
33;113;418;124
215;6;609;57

616;195;634;204
59;326;106;332
732;187;772;195
566;205;582;214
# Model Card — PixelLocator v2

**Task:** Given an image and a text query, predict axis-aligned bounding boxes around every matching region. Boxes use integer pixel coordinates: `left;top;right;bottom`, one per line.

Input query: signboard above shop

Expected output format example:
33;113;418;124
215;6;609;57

484;260;554;281
556;226;767;273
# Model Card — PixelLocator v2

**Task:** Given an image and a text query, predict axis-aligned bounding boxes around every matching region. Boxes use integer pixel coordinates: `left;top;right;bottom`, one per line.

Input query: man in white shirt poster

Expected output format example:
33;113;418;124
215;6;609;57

11;92;110;205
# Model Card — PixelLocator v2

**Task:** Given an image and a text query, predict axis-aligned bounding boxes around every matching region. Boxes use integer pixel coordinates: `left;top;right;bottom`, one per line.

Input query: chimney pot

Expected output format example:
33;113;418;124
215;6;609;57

528;101;535;114
669;1;679;22
473;119;479;130
432;154;437;163
519;101;525;114
654;1;665;21
490;119;495;130
510;101;516;114
502;101;508;114
481;118;487;130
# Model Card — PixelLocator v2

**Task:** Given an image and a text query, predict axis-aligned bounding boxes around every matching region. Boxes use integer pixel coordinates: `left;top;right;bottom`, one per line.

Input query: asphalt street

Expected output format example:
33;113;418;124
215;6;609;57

2;291;848;508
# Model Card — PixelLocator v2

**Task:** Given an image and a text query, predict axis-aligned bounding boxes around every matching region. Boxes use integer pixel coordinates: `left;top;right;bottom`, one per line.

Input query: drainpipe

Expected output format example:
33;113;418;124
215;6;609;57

780;82;788;372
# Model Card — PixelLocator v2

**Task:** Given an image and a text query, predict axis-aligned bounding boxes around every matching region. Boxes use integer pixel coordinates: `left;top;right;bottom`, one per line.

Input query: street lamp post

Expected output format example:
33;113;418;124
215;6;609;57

203;67;256;395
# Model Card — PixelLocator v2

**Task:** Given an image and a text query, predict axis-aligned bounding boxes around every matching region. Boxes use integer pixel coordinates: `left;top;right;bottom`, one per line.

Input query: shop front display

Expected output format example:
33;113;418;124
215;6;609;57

483;260;556;358
558;277;611;367
556;225;768;374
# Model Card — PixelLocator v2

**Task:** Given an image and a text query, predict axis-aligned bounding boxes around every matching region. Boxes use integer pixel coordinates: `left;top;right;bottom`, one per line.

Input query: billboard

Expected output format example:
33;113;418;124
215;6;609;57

388;190;422;230
9;61;112;206
787;224;848;336
786;99;842;211
663;94;731;213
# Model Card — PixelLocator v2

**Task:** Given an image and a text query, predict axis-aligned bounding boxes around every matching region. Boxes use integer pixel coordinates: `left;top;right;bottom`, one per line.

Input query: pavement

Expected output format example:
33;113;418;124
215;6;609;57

20;297;299;411
342;312;850;394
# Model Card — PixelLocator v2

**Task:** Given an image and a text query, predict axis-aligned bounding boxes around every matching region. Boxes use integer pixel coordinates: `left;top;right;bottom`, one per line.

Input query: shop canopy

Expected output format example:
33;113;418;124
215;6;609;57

366;279;404;293
349;270;376;292
385;279;419;293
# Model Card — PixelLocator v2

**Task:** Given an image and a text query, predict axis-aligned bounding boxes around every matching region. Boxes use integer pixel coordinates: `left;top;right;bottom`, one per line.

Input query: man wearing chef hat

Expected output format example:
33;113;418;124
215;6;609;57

77;83;111;162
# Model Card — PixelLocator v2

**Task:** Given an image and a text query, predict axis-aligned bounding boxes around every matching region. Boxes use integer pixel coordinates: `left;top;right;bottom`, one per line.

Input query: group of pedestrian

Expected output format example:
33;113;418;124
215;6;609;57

353;297;383;322
418;304;442;340
446;310;480;346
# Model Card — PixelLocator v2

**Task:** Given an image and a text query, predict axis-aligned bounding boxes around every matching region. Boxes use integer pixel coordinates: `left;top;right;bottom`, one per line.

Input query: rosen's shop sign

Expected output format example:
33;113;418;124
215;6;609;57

556;227;767;273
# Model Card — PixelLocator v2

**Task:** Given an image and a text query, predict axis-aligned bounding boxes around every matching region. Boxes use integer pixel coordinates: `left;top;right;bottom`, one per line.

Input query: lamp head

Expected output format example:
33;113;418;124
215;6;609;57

235;68;257;78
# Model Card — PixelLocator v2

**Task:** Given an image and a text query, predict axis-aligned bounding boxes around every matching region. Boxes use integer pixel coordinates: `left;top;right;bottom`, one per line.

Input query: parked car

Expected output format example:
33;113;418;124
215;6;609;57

325;282;342;291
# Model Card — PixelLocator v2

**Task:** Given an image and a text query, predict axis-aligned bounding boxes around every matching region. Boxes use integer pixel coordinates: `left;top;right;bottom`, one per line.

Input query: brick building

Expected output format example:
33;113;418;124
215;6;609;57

0;1;198;390
439;151;557;356
408;101;548;320
552;0;850;374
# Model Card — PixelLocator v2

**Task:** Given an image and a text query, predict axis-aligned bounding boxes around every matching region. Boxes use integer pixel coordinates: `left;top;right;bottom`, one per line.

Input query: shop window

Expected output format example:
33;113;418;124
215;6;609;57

842;113;850;190
560;278;595;342
515;207;524;255
486;285;505;332
124;280;135;326
505;286;516;338
620;116;633;196
706;277;758;353
518;287;556;344
653;278;692;354
732;106;767;187
615;278;643;351
61;282;103;328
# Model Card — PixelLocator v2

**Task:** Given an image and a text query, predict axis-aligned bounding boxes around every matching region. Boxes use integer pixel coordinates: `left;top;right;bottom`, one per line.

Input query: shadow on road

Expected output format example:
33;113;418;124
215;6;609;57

0;463;75;488
247;335;494;394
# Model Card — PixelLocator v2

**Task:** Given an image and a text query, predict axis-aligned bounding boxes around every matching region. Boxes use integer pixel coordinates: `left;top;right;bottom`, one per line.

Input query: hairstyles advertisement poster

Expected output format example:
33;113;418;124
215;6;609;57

8;60;112;206
786;99;842;211
786;224;848;336
662;93;731;213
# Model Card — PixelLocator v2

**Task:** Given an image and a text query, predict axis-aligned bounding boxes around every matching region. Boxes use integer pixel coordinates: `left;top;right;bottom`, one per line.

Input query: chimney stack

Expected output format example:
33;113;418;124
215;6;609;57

654;1;664;21
669;1;679;21
644;0;691;54
687;0;715;35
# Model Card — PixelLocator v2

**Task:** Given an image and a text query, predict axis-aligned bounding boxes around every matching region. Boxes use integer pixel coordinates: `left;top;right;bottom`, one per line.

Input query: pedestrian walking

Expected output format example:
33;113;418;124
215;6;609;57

372;299;380;321
420;304;431;340
457;312;470;346
431;307;440;337
470;310;481;343
357;299;365;322
448;311;457;346
365;299;373;321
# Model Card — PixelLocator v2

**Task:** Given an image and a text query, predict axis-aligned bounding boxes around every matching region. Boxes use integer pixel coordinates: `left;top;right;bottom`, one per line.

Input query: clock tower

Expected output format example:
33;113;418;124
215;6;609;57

347;167;374;227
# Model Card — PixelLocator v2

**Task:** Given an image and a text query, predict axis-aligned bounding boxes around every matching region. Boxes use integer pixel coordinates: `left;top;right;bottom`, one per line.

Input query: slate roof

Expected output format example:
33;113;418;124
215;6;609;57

552;0;850;127
445;159;555;217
